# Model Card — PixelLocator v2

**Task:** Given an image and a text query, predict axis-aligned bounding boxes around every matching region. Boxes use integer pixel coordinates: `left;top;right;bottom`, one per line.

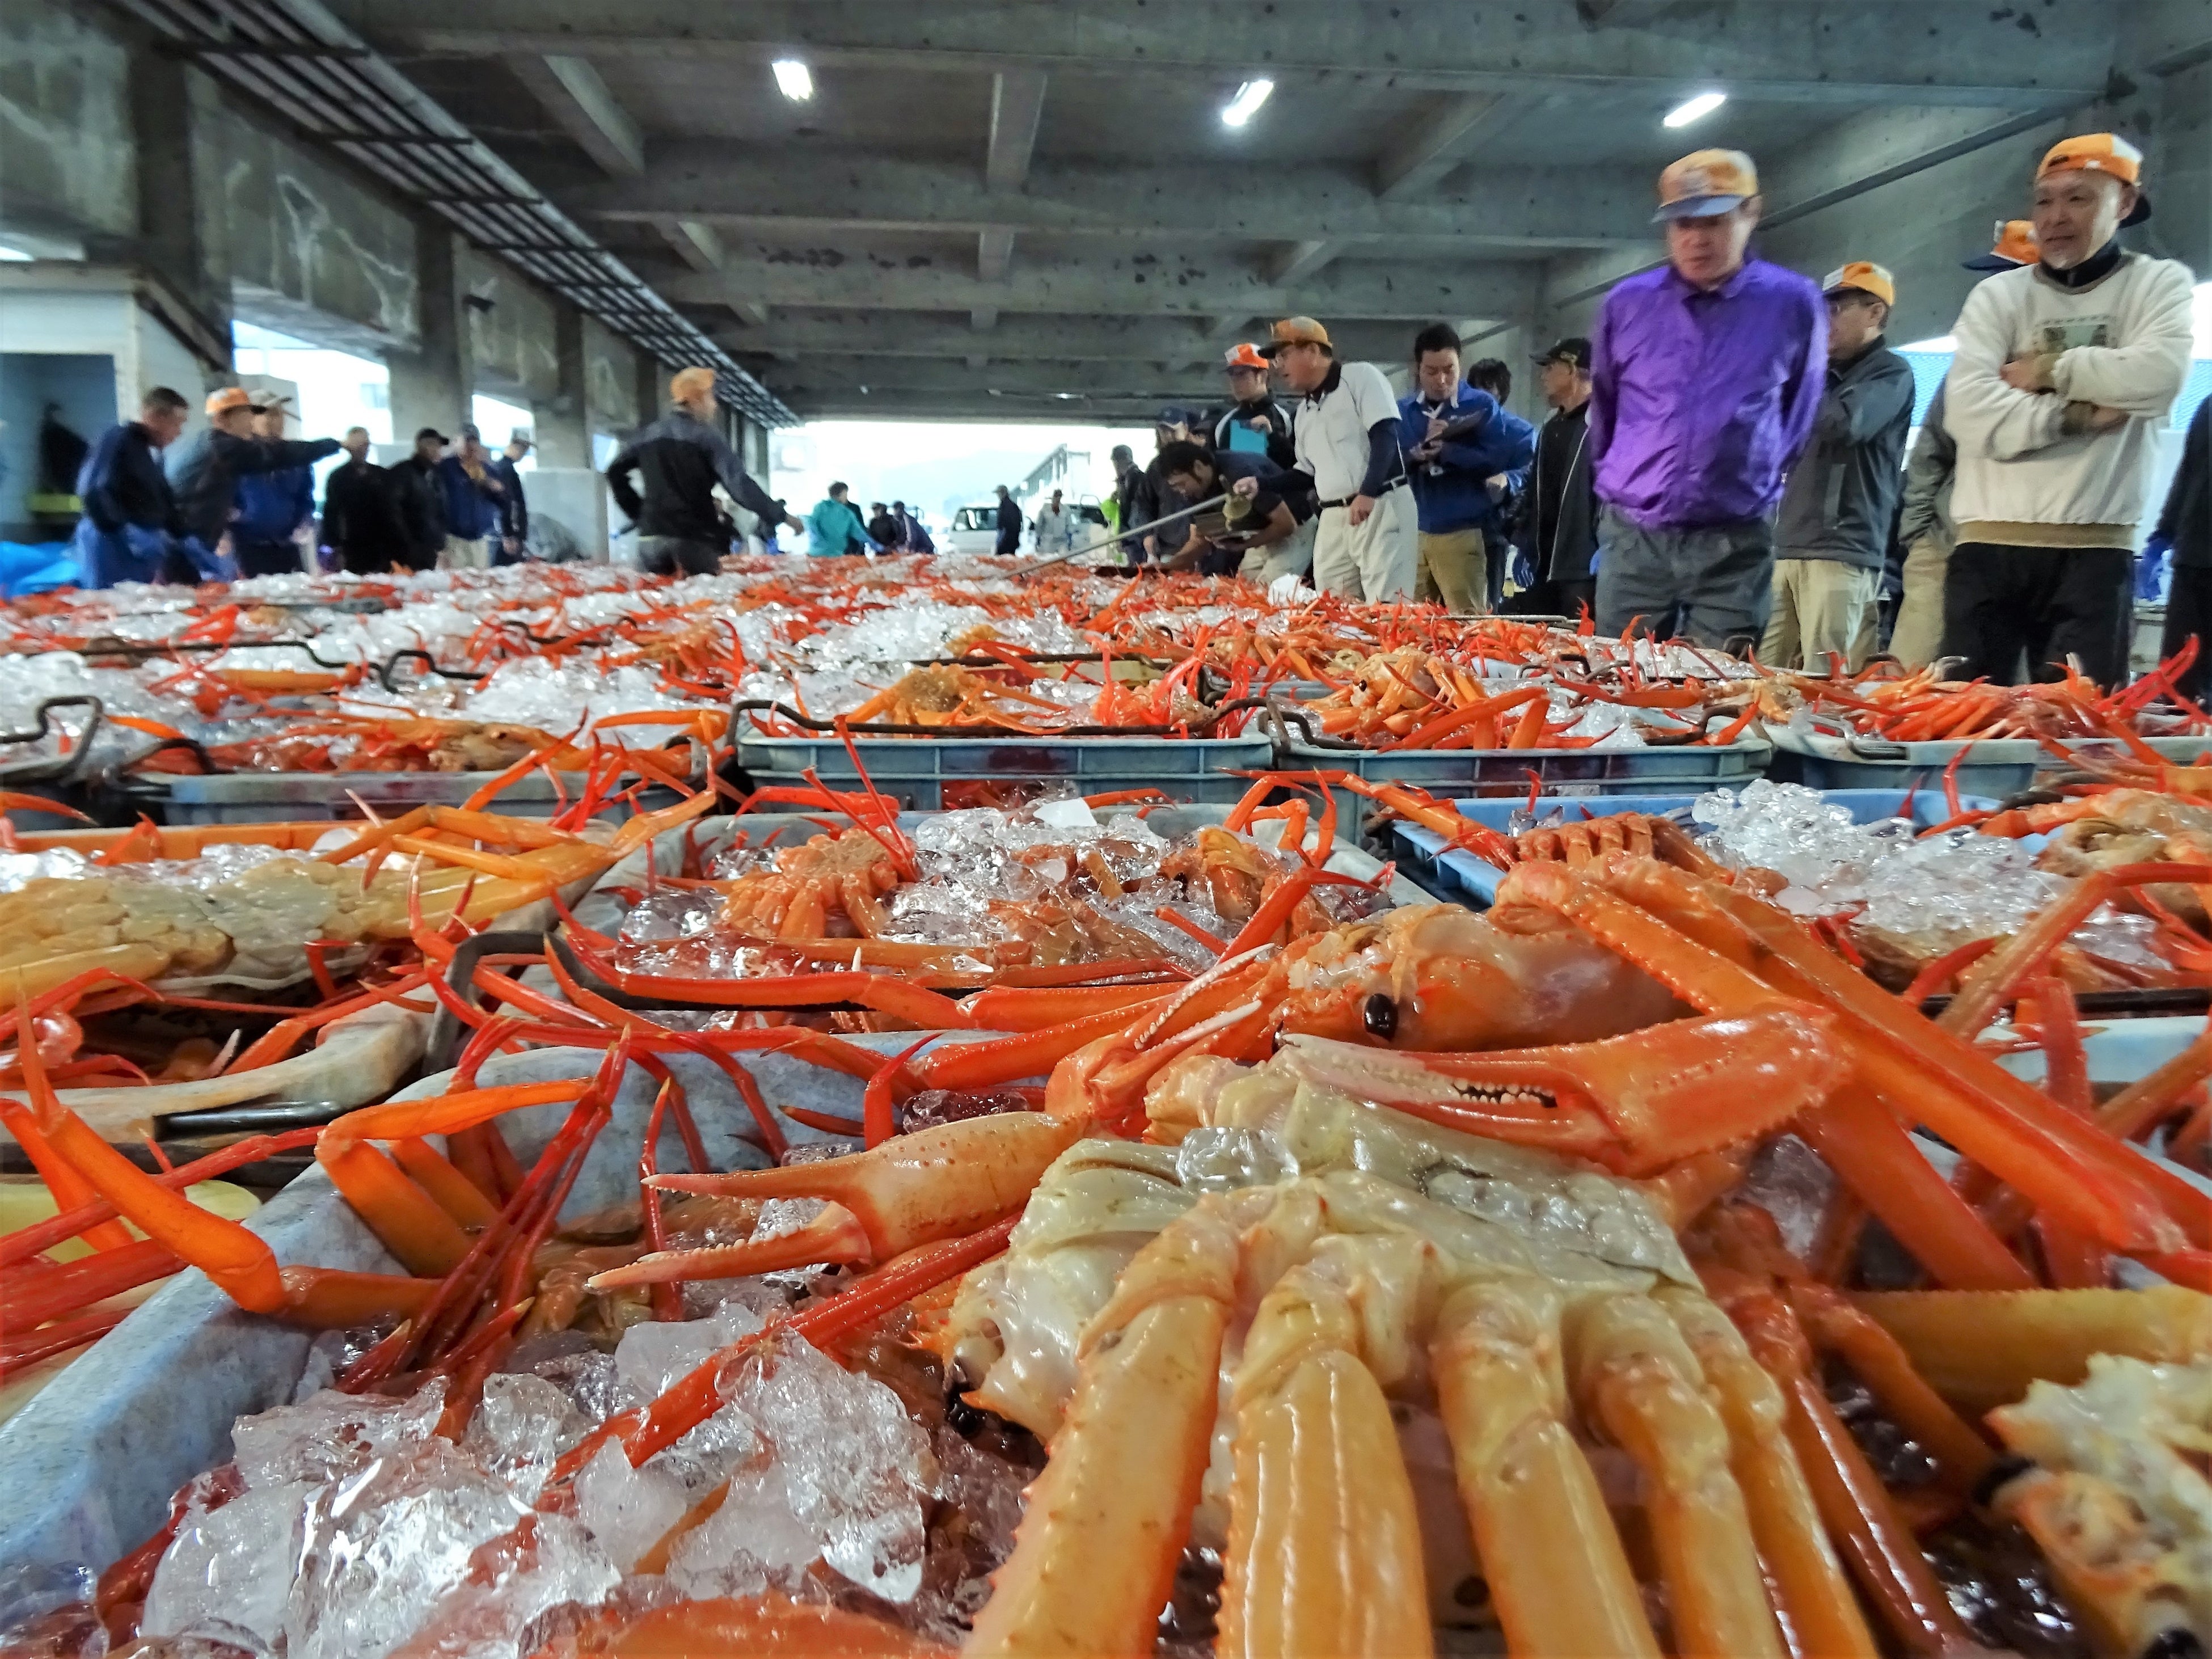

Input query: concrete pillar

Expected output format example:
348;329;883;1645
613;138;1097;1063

128;49;229;363
534;302;591;467
634;353;665;430
387;217;468;440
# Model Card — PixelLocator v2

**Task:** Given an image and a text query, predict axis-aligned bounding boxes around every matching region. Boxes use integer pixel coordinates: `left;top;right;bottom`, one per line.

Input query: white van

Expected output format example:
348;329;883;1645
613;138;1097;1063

946;499;1112;558
944;503;1003;556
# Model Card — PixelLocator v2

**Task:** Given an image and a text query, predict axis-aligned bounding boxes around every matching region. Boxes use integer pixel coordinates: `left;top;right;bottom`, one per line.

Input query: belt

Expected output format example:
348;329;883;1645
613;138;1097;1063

1316;477;1407;512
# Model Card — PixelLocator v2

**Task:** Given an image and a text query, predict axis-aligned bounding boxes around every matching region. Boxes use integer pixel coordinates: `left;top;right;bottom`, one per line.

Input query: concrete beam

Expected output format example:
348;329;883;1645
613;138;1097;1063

776;393;1194;421
507;53;644;176
555;152;1654;251
392;2;2116;108
977;227;1016;282
656;217;724;272
986;69;1048;192
1268;240;1340;286
1542;102;2096;309
665;248;1538;323
756;360;1223;400
711;311;1419;364
1374;93;1509;200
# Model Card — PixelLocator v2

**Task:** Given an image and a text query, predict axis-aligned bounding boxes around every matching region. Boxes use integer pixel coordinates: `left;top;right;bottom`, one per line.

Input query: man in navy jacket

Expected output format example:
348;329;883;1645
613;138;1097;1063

72;387;189;587
1398;323;1535;612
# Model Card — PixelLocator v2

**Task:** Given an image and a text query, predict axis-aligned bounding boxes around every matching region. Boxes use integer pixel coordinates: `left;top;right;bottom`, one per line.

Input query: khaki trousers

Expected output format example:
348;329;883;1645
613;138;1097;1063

1236;518;1316;586
1415;527;1487;613
1761;558;1880;670
1311;488;1416;603
442;535;490;571
1888;536;1951;669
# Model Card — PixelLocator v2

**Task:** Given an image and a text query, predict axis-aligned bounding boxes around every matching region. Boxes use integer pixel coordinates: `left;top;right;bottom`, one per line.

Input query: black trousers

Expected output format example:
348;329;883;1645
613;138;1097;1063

2162;563;2212;703
639;536;725;577
1939;543;2131;686
1505;576;1597;622
234;538;299;578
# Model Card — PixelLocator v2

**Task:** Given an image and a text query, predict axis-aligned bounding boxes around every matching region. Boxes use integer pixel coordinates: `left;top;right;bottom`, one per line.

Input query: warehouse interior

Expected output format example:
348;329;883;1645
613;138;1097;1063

1;0;2207;547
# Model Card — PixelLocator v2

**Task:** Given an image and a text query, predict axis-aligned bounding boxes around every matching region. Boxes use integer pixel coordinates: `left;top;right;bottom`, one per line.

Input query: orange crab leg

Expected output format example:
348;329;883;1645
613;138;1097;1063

1504;862;2184;1254
1276;1010;1842;1178
956;981;1178;1031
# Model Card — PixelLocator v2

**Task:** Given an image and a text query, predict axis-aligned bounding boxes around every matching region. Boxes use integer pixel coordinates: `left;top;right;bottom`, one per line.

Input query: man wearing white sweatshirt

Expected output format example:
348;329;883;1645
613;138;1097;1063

1940;133;2195;685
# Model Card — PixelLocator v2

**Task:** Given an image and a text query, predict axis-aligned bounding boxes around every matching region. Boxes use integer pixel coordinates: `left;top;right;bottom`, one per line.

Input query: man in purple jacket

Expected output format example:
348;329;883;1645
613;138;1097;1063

1588;149;1826;649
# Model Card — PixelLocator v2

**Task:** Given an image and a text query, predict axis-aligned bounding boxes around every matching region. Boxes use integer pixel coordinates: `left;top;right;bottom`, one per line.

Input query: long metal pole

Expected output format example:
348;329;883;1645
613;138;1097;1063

1012;492;1225;577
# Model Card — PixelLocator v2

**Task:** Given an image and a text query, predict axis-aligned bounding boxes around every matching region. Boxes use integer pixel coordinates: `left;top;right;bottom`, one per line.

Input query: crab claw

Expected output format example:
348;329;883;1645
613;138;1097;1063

1275;1008;1843;1177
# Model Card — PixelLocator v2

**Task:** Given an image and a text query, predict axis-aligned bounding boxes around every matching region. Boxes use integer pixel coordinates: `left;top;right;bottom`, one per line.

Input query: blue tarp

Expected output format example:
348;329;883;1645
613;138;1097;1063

0;541;81;597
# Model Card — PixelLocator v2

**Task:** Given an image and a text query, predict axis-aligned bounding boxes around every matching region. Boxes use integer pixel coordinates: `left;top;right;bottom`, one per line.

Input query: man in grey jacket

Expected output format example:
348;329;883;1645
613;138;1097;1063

1761;263;1915;669
164;387;340;582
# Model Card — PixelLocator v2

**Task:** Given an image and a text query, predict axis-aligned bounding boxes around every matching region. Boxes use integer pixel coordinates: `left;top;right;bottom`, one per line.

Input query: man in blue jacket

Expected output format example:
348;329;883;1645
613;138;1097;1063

1398;323;1535;612
435;424;505;568
230;402;317;577
71;387;189;587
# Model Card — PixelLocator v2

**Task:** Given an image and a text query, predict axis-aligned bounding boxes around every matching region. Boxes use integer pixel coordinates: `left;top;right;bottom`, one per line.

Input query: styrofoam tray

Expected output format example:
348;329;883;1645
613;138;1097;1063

1391;788;2000;909
0;1030;1026;1579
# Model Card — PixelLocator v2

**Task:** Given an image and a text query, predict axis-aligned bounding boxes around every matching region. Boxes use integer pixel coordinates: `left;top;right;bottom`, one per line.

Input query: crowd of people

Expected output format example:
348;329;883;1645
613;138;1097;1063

73;384;539;585
67;128;2206;693
1004;130;2202;694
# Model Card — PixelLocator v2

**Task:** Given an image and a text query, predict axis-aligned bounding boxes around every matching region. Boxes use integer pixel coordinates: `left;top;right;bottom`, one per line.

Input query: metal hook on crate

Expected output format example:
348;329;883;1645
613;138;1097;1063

377;649;492;693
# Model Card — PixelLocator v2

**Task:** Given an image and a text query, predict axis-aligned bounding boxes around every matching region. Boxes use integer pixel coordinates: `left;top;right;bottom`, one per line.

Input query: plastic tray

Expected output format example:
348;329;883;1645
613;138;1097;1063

1766;723;2041;798
125;766;694;826
1390;788;2000;908
1278;734;1772;844
0;1031;1028;1580
736;732;1275;810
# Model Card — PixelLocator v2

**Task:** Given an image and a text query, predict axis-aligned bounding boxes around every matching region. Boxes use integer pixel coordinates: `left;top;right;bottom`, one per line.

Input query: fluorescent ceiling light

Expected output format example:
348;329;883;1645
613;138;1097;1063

1901;335;1957;353
1222;79;1274;128
771;58;813;101
1662;91;1726;129
0;244;31;263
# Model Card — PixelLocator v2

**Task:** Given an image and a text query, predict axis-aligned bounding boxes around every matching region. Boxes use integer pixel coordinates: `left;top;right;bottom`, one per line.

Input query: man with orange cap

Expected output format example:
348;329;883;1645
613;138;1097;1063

605;366;801;576
1940;133;2194;685
162;387;340;584
1208;343;1297;467
1587;149;1826;651
1761;261;1914;670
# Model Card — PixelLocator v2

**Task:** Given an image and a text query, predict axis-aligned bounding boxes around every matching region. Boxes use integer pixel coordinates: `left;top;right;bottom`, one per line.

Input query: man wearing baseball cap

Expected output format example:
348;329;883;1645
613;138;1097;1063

162;387;340;584
1762;262;1915;670
606;366;800;576
1506;339;1600;619
1586;149;1826;648
1264;315;1415;601
1939;132;2194;685
1208;343;1297;467
1887;224;2042;665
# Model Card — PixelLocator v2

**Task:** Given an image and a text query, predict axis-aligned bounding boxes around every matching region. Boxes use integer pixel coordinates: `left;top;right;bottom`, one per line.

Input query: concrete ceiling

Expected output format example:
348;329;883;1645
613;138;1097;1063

323;0;2149;422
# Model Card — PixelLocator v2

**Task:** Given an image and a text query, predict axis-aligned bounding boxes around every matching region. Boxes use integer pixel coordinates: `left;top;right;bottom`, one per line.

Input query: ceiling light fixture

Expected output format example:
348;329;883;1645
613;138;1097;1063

1221;79;1274;128
1662;91;1726;129
772;59;813;101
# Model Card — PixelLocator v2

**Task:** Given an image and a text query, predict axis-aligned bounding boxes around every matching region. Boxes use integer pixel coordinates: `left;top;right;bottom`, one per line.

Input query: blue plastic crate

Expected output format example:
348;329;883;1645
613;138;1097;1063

737;732;1275;810
1390;787;2000;908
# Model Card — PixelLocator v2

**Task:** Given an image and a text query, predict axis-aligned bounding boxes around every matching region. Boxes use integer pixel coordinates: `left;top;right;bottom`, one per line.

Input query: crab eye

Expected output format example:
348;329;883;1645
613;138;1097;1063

1363;992;1398;1040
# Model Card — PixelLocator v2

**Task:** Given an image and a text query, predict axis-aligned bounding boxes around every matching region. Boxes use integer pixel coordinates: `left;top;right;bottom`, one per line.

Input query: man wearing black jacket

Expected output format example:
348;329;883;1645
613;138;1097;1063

71;387;189;587
322;428;407;576
389;428;449;572
2156;396;2212;700
606;367;799;576
1509;339;1601;620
